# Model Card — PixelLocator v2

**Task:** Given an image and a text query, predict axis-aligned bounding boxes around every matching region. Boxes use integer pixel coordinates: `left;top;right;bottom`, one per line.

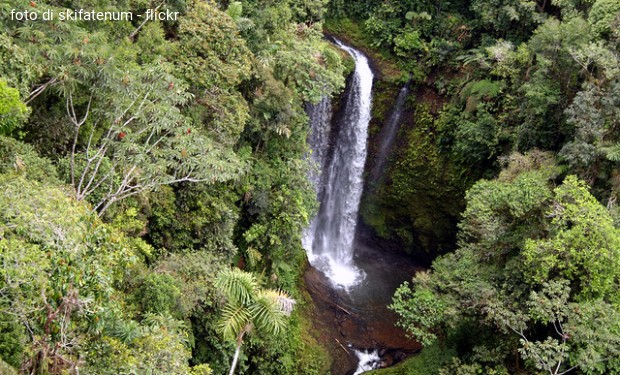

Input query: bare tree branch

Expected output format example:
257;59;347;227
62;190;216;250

26;77;58;104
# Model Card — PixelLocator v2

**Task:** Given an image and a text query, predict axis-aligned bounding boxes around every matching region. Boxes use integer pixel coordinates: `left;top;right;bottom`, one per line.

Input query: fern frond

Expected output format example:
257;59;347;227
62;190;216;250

245;247;262;267
604;143;620;162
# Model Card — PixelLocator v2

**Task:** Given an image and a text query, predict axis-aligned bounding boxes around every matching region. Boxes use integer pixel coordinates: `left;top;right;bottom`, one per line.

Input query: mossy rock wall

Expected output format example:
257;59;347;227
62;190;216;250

362;71;469;262
325;19;471;262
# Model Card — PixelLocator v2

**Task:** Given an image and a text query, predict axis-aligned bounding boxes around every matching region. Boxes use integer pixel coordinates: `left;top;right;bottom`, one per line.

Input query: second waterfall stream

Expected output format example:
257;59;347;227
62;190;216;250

303;39;373;289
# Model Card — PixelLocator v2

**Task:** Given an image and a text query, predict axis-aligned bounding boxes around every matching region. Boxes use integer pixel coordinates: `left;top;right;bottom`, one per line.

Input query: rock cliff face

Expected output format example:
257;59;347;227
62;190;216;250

302;30;472;374
359;69;466;263
324;29;466;263
304;33;460;375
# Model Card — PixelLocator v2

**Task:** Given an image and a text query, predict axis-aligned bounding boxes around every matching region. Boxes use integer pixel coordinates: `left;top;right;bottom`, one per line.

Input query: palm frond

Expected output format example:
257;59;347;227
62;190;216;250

249;298;285;336
215;268;259;305
218;302;252;342
142;313;187;333
261;289;296;316
249;289;294;335
108;319;141;343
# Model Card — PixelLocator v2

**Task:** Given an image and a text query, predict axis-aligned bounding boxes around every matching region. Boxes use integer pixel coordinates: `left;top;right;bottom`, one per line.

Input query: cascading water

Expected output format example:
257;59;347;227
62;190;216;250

353;349;381;374
304;97;332;194
303;97;332;259
370;82;410;183
303;39;374;289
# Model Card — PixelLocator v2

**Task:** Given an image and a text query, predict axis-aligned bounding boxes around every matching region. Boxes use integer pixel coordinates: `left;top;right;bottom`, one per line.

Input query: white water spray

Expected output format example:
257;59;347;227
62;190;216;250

303;39;374;289
353;349;381;374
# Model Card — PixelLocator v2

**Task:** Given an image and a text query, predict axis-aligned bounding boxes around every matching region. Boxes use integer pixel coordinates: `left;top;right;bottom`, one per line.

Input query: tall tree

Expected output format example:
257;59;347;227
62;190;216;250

391;154;620;374
215;268;295;375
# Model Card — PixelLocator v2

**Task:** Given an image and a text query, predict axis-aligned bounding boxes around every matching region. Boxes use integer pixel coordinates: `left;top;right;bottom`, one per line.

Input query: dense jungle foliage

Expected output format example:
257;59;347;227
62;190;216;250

1;0;620;374
0;0;345;373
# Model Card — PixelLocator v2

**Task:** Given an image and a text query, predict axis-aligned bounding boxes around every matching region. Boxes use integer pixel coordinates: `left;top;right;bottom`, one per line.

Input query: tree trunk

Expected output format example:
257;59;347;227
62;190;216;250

228;343;241;375
229;330;245;375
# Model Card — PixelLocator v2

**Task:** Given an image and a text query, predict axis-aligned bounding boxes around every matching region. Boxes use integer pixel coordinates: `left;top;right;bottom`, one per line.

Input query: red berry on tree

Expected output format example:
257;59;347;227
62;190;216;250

118;131;126;140
30;1;36;7
187;128;191;134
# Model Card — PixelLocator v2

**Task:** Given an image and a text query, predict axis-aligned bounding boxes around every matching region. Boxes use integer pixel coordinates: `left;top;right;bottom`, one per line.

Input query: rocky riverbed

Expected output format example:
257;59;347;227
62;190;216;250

303;239;423;375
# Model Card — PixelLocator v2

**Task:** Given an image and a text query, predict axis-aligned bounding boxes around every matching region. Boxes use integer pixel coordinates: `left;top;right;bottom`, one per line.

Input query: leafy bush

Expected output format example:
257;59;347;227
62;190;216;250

137;273;183;317
0;135;59;184
0;80;28;135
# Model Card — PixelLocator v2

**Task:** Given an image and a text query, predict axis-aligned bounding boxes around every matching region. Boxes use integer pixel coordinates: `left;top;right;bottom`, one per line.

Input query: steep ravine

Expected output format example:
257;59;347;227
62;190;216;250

301;28;472;373
323;29;465;264
302;39;424;375
302;239;422;375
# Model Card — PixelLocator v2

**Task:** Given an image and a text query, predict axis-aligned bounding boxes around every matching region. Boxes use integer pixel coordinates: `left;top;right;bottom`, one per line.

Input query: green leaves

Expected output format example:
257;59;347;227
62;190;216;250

215;268;293;342
526;280;571;324
219;302;253;342
392;164;620;373
390;280;447;346
564;300;620;373
0;80;28;135
0;136;59;183
560;80;620;179
216;268;260;306
0;174;139;373
518;337;568;373
177;1;252;90
63;52;247;213
0;0;343;373
470;0;542;34
393;28;427;58
226;1;244;21
589;0;620;37
523;176;620;301
459;169;551;257
250;290;289;334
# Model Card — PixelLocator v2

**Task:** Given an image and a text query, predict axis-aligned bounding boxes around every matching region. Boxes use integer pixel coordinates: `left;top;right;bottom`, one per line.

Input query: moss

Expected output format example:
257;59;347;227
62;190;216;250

257;266;335;375
369;81;400;139
294;308;332;374
280;276;332;375
368;343;456;375
361;104;469;260
323;17;468;261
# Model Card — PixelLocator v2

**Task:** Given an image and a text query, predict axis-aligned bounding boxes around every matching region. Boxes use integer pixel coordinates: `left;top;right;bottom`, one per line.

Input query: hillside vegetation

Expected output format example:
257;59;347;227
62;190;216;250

1;0;620;374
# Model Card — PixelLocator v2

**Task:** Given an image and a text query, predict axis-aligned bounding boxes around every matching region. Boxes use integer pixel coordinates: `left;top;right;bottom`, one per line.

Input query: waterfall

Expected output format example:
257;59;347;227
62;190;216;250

304;39;374;289
370;82;410;183
305;97;332;194
302;97;332;258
